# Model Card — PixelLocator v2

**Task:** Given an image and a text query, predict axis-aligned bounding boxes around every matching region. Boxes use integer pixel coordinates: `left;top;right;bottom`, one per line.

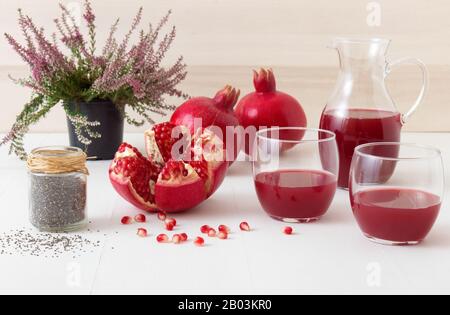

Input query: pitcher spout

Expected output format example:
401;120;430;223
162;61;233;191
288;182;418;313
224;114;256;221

331;37;391;73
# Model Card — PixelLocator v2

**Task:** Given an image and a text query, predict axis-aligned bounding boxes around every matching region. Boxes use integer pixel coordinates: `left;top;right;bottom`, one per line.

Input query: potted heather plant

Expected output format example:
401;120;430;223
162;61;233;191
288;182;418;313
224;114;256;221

1;1;187;160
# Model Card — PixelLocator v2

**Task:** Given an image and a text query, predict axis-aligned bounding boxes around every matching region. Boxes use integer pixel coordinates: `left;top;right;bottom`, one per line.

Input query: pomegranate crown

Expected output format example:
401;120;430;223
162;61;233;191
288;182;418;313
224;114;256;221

213;85;241;110
253;68;277;93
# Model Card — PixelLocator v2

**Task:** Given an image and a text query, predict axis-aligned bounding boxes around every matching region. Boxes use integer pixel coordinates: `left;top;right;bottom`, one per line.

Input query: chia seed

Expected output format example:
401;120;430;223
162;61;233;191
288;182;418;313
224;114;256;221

0;228;101;259
30;173;87;232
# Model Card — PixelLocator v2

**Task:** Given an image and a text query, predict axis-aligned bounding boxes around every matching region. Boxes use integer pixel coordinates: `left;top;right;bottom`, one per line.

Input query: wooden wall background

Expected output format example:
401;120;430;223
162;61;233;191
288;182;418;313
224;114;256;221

1;0;449;133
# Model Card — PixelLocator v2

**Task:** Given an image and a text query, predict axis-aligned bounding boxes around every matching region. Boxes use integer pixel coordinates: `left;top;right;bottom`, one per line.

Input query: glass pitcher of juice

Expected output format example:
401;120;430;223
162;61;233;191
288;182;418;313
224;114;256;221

320;38;429;189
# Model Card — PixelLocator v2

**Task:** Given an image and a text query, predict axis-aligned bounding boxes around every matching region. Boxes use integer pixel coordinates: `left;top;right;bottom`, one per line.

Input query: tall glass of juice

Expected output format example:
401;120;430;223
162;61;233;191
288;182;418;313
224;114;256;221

350;143;444;246
253;127;339;223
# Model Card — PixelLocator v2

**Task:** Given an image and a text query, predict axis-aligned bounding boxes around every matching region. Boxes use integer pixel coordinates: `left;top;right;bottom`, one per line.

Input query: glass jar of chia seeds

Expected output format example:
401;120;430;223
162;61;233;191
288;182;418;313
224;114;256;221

27;146;89;232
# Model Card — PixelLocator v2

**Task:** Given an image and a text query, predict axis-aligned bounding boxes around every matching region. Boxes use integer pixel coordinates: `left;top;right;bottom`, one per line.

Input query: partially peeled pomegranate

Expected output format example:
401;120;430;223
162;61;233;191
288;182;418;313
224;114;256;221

170;85;241;164
109;123;228;213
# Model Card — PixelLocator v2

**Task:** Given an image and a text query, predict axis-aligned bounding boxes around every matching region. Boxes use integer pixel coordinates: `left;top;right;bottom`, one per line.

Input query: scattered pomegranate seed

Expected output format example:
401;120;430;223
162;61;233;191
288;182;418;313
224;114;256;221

284;226;294;235
172;234;182;244
240;222;250;231
157;212;167;221
165;218;177;227
180;233;188;242
194;237;205;247
121;216;133;225
218;225;231;234
165;222;175;231
134;214;146;223
157;234;169;243
137;228;148;238
200;225;211;234
208;228;217;237
218;231;228;240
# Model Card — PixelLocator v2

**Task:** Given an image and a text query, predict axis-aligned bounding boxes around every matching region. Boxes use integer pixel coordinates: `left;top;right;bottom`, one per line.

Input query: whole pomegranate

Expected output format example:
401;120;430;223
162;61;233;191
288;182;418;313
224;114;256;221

235;69;307;155
109;123;228;213
170;86;241;164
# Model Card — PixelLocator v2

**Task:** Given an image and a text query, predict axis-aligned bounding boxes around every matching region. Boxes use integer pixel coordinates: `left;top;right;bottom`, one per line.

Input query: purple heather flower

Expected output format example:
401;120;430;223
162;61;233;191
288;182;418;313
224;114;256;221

62;33;83;47
83;4;96;25
6;0;186;110
128;78;145;99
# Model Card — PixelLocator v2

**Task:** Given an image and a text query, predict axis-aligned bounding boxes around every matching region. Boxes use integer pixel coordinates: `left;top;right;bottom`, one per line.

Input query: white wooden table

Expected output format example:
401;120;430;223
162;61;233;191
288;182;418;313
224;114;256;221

0;133;449;295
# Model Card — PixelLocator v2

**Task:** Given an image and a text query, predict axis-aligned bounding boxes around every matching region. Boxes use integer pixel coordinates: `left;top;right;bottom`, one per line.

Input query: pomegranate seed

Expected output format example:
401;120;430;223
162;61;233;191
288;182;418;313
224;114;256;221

165;218;177;227
172;234;182;244
218;231;228;240
200;225;211;234
240;222;251;231
134;214;146;223
284;227;294;235
194;237;205;247
157;234;169;243
121;216;133;225
157;212;167;221
180;233;188;242
137;228;148;238
218;225;231;234
208;228;217;237
165;222;175;231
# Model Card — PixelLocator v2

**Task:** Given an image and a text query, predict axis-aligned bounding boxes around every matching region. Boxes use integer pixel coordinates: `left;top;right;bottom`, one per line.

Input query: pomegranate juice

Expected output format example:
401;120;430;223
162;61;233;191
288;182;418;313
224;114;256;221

351;188;441;244
255;170;337;222
320;109;402;188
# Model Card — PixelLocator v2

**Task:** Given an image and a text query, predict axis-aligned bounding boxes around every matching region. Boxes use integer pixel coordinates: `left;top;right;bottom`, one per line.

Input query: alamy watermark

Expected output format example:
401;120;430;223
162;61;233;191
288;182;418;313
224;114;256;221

166;119;277;163
367;1;382;27
366;262;382;288
66;262;82;288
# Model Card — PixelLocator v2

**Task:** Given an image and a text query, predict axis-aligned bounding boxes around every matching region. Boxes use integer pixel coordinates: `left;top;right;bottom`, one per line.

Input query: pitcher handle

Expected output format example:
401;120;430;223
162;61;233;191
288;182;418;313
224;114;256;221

386;57;429;125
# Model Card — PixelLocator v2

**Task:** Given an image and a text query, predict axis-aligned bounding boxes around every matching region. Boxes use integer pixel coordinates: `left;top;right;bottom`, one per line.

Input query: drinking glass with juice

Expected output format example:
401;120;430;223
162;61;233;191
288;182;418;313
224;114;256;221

350;143;444;245
253;127;339;223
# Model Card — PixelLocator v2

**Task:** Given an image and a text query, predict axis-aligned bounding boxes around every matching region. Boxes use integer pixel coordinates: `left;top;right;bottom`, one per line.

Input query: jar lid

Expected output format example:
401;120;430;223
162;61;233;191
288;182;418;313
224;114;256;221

27;146;89;175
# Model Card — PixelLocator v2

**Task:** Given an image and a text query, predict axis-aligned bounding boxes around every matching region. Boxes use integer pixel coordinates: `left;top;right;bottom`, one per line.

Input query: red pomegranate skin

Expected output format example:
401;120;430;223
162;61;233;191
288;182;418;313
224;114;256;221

235;69;307;156
171;86;241;164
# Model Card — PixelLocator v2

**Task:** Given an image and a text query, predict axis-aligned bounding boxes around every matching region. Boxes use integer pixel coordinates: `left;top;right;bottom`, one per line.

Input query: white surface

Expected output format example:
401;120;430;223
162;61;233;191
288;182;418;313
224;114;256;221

0;132;449;295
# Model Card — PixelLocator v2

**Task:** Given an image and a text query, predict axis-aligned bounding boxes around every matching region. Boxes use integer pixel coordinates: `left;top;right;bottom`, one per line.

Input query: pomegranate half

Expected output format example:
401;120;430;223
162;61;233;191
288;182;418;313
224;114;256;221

109;123;228;213
235;68;307;156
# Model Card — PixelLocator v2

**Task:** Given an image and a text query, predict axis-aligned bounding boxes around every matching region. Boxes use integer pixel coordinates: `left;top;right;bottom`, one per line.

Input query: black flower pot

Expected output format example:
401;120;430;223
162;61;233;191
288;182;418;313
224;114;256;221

66;100;124;160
